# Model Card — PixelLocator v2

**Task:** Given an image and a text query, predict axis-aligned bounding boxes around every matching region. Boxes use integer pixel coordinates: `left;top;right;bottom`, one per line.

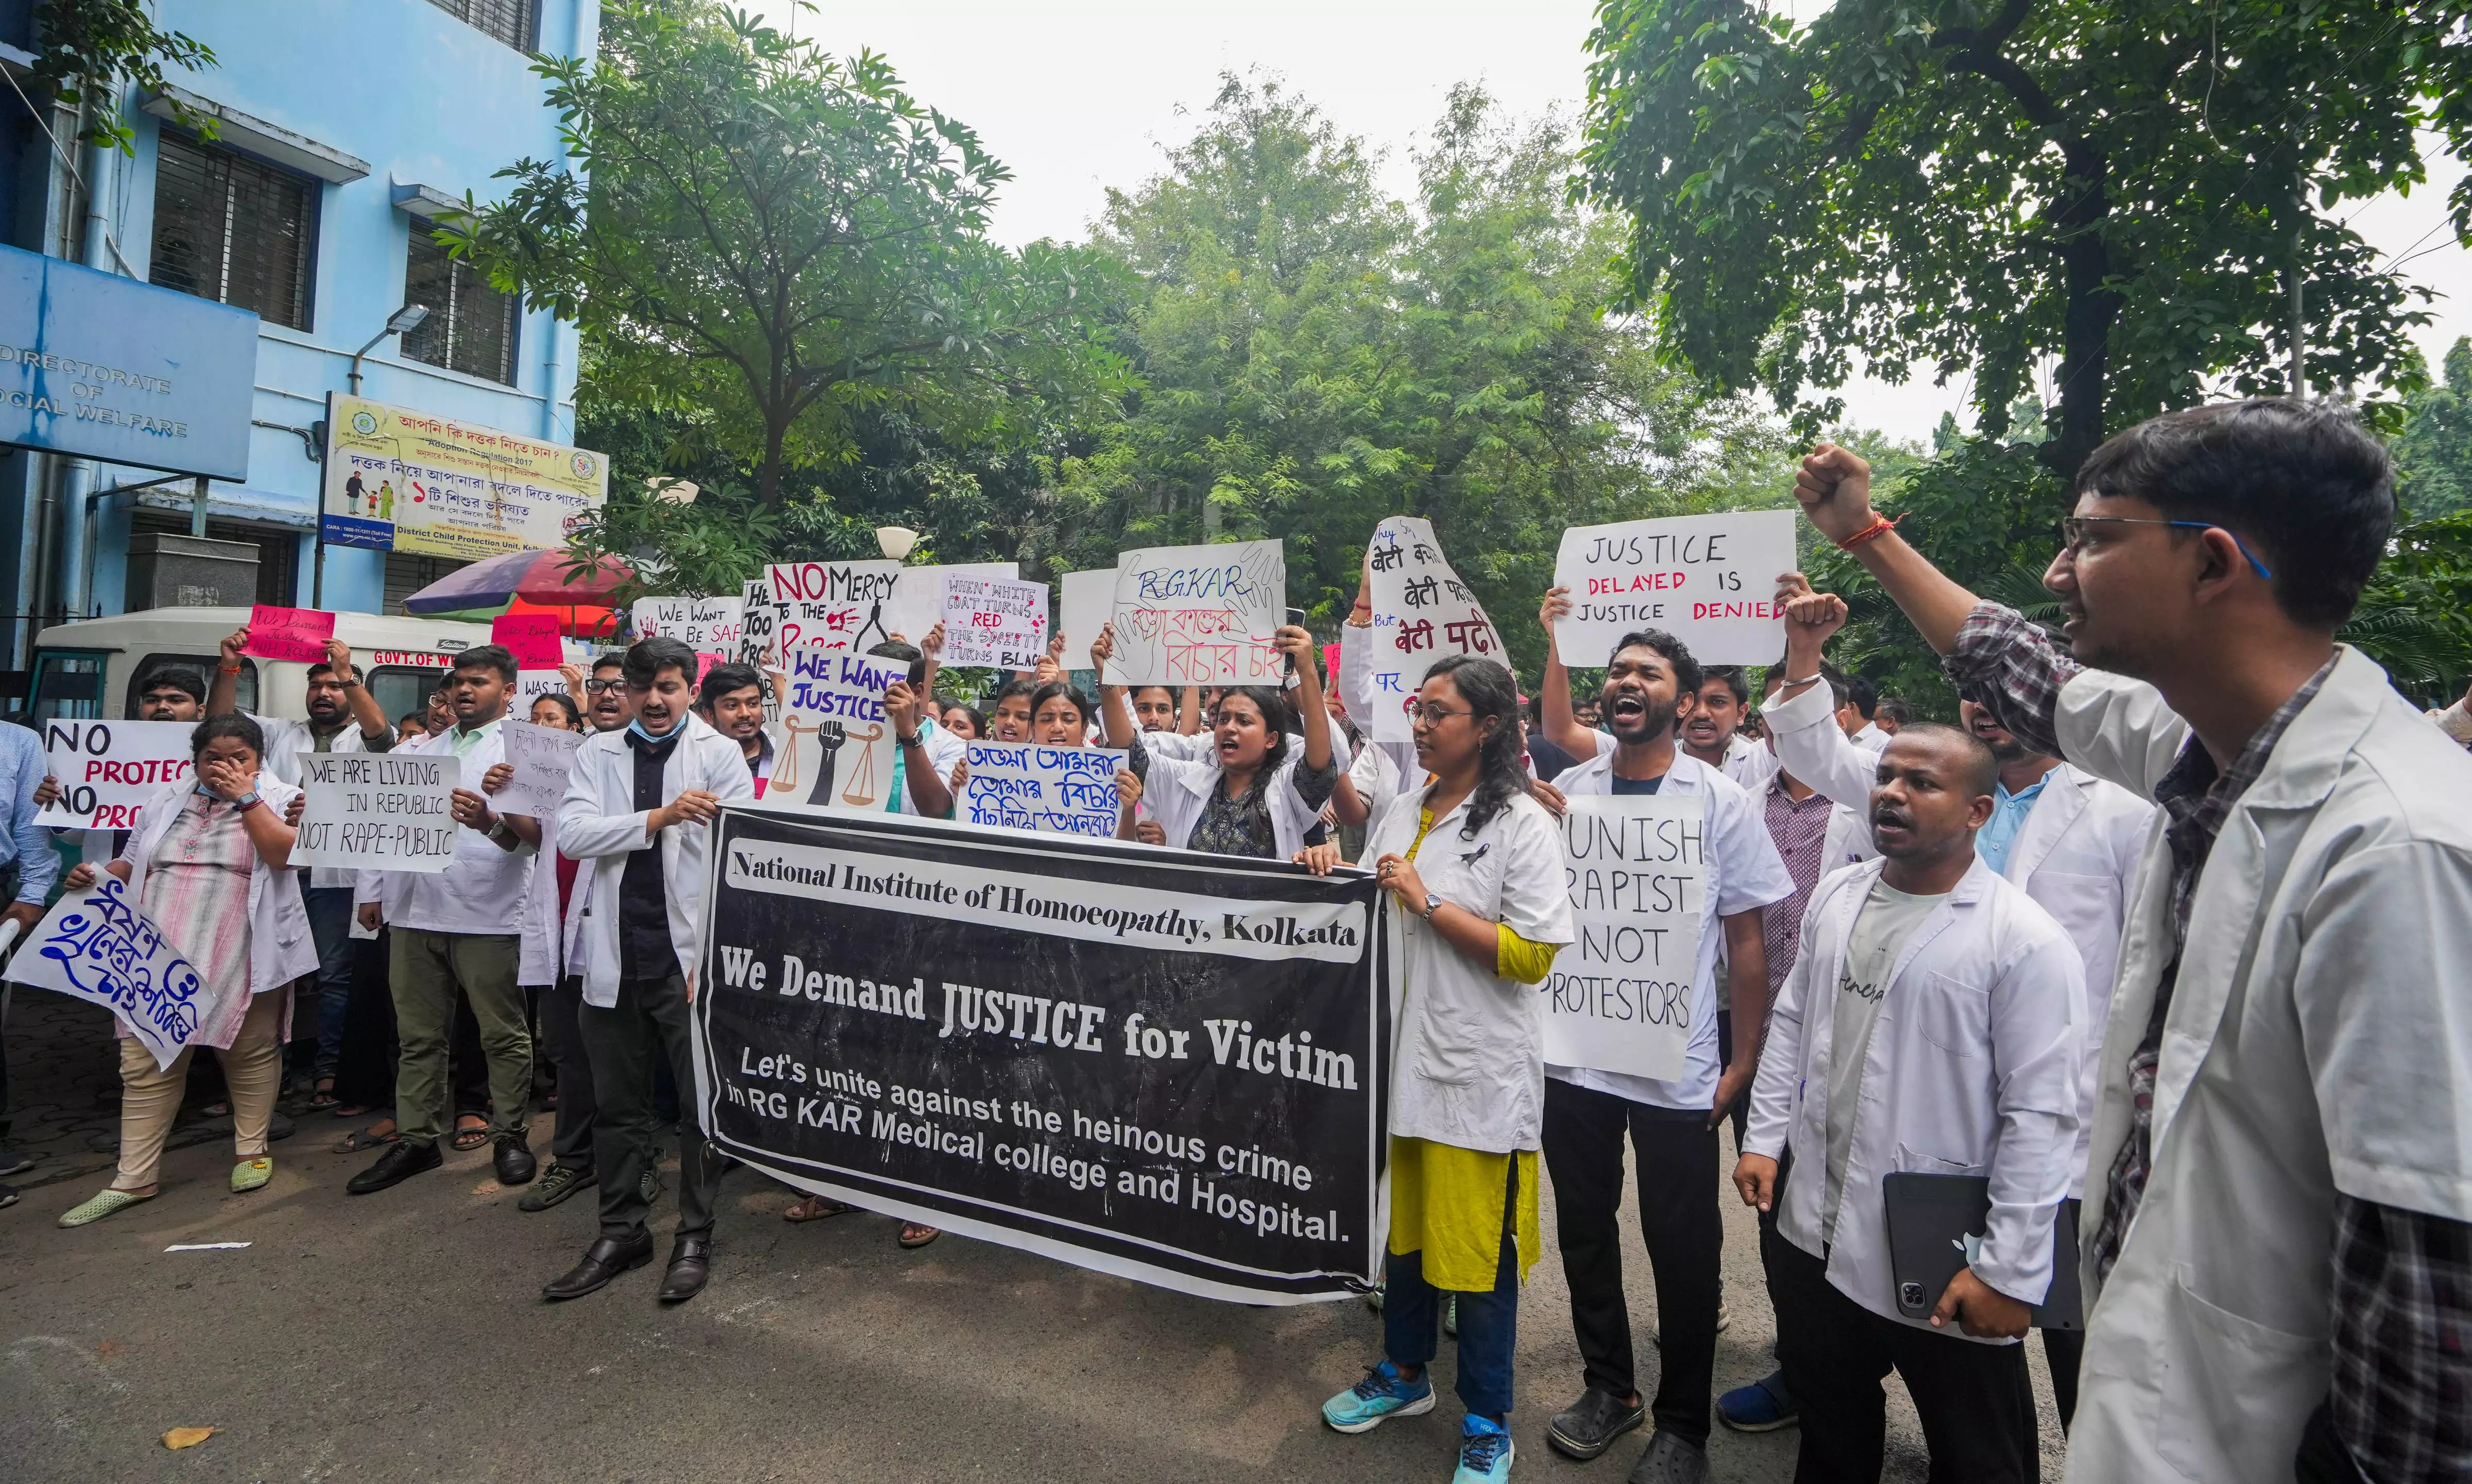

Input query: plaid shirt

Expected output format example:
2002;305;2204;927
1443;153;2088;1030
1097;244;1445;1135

1951;602;2471;1480
1759;775;1838;996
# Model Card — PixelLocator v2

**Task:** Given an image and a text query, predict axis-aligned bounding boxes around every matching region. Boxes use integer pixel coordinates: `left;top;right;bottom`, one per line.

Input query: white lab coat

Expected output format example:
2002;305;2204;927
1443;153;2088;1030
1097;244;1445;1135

517;810;562;987
1135;736;1333;860
114;774;320;1019
555;714;755;1007
1766;680;2152;1193
1366;784;1575;1153
1744;855;2083;1335
352;724;534;936
2056;648;2472;1482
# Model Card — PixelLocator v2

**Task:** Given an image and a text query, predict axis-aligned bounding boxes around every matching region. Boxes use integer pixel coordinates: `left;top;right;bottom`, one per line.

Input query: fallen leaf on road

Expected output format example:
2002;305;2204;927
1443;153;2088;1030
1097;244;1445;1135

162;1427;218;1449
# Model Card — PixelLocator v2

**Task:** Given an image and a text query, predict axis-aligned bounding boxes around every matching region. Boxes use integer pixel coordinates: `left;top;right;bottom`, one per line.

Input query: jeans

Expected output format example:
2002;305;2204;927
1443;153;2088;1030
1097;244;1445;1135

1541;1078;1724;1445
538;976;599;1171
302;887;356;1080
1383;1157;1521;1422
580;974;719;1242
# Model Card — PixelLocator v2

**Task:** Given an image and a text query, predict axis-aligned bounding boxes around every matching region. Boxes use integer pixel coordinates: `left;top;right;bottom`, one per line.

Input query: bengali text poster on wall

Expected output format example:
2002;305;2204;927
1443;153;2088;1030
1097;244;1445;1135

692;807;1391;1303
1108;541;1287;687
1545;793;1707;1083
1551;511;1795;666
318;393;608;559
1365;517;1506;742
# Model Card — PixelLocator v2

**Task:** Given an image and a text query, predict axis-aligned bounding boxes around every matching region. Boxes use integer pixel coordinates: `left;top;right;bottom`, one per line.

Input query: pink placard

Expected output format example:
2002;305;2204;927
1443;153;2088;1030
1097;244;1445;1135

696;651;725;685
491;613;565;670
243;604;336;664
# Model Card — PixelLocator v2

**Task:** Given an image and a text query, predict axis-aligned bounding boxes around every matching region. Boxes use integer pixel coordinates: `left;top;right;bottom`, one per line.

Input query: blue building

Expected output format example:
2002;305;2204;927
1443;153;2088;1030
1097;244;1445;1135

0;0;598;660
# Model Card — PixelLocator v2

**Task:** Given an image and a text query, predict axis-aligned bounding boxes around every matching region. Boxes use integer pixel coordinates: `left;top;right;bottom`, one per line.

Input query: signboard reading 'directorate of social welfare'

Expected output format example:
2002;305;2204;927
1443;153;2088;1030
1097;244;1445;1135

319;392;609;560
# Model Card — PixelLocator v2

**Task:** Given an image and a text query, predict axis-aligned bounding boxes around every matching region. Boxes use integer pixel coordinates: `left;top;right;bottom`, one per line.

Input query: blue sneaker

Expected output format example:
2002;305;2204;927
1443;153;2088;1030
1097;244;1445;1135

1454;1414;1515;1481
1322;1360;1435;1433
1716;1369;1799;1431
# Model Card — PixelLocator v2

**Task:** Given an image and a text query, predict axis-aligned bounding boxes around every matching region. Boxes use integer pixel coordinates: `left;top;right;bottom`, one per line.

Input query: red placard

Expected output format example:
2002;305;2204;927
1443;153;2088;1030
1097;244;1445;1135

490;613;565;669
243;605;336;664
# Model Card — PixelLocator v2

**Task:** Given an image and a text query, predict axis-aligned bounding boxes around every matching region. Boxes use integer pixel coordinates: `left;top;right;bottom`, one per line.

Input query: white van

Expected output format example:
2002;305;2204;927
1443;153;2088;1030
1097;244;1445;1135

29;607;507;728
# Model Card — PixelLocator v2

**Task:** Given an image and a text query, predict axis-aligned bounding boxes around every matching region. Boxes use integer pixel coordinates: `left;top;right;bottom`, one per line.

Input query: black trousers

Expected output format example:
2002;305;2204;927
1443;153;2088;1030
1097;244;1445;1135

330;935;398;1113
1541;1078;1724;1446
1766;1223;2037;1484
579;973;719;1242
539;977;599;1171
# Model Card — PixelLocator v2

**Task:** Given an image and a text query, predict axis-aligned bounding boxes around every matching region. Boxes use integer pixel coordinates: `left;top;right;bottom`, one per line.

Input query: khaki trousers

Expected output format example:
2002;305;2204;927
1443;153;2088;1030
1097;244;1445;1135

390;929;529;1146
113;988;286;1191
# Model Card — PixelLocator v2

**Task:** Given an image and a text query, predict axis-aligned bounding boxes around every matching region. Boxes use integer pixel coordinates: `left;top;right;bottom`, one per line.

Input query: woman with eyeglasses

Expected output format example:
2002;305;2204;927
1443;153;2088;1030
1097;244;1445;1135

1321;654;1575;1484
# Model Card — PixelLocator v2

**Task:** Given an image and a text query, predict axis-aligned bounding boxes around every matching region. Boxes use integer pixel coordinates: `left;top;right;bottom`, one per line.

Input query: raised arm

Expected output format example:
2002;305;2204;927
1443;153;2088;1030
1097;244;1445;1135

1794;443;1982;656
889;681;952;819
327;639;392;743
1763;575;1886;813
1277;625;1333;774
210;627;249;718
1536;587;1598;759
1092;623;1140;751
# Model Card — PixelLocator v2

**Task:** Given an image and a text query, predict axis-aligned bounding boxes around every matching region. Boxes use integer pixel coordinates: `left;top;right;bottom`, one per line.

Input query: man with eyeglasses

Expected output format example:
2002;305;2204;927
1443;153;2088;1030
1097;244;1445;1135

1791;399;2472;1484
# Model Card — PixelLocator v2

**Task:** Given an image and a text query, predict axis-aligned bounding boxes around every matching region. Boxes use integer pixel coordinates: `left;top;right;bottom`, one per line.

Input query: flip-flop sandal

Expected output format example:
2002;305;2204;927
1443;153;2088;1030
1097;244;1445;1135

306;1090;339;1112
200;1101;231;1119
335;1127;398;1154
450;1123;490;1152
330;1103;372;1120
898;1224;941;1249
783;1196;852;1223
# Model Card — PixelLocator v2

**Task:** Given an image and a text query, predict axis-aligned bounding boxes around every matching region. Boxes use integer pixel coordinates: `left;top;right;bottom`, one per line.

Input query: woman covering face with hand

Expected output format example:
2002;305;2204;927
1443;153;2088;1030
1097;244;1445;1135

54;715;320;1228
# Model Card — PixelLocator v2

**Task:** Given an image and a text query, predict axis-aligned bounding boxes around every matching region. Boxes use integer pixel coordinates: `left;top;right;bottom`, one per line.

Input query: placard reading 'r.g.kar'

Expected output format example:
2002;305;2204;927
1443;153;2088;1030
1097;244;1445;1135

694;807;1391;1304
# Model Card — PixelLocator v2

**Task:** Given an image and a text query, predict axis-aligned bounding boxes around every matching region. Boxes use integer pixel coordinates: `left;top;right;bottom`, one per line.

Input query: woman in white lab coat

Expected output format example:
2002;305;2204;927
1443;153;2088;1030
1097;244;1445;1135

1319;655;1574;1484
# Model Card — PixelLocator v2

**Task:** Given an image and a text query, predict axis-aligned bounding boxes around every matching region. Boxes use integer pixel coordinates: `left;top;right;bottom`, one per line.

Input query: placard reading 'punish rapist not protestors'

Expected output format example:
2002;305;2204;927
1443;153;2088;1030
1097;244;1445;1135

1545;793;1708;1083
694;808;1391;1303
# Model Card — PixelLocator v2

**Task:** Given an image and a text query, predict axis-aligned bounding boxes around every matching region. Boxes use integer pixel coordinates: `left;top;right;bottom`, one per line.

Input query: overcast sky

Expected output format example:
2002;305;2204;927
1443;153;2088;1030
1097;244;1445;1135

751;0;2472;445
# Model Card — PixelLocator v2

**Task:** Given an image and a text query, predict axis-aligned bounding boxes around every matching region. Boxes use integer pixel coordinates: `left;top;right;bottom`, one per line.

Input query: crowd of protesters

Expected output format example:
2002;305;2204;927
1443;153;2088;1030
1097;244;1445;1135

1;396;2467;1484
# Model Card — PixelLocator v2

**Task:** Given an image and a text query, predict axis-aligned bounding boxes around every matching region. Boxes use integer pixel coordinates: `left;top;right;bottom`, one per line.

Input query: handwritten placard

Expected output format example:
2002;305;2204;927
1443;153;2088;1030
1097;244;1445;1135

491;613;566;670
1108;541;1286;687
290;752;463;873
886;562;1018;644
631;594;745;652
1552;511;1794;666
513;671;571;706
1544;793;1707;1082
767;644;904;812
1059;568;1118;681
960;742;1125;838
243;604;335;664
34;720;196;831
1367;517;1506;743
769;559;900;659
496;719;583;820
8;876;206;1070
942;575;1050;671
738;577;778;668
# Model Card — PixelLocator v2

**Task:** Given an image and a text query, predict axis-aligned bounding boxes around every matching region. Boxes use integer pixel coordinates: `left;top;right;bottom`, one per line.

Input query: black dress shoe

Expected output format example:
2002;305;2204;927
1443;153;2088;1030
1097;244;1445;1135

493;1136;538;1187
345;1138;441;1195
657;1235;713;1304
542;1231;656;1300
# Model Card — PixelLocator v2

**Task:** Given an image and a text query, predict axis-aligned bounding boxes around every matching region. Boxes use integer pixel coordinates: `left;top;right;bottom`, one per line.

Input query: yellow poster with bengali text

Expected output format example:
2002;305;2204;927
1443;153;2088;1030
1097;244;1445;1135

319;394;608;560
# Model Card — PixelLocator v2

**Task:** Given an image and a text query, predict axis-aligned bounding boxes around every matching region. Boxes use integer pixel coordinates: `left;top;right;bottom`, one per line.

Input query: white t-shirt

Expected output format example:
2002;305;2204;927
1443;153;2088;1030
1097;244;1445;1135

1820;879;1947;1238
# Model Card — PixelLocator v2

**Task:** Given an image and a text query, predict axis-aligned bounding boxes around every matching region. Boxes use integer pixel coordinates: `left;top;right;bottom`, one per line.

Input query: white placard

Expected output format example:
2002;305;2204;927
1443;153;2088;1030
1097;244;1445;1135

1543;793;1707;1082
496;719;583;820
8;876;208;1070
34;719;196;830
290;751;463;873
959;742;1124;838
513;670;570;706
768;559;901;659
1366;517;1507;742
941;574;1050;671
738;577;778;668
1058;568;1118;681
1551;511;1795;666
885;562;1018;644
766;644;906;812
1108;540;1286;686
632;594;745;652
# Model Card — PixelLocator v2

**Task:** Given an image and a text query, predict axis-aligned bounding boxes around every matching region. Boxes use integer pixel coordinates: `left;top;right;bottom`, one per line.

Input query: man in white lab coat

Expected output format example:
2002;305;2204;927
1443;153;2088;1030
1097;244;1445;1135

1736;723;2083;1484
1791;398;2472;1483
1763;573;2154;1429
544;638;754;1306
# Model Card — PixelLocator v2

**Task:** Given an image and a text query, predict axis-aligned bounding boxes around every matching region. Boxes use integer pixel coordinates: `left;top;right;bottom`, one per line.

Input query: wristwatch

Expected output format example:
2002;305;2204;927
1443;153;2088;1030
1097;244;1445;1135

487;816;514;844
232;791;262;812
1421;892;1443;920
896;731;922;748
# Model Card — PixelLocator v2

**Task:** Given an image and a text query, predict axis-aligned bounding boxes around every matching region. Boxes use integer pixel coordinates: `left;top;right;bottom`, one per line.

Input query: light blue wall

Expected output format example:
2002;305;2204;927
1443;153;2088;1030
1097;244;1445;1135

83;0;598;617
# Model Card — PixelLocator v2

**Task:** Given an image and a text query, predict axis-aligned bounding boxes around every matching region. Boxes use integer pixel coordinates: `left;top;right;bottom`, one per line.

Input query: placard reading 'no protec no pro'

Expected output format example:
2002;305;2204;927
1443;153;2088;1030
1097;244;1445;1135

35;720;196;831
288;752;462;873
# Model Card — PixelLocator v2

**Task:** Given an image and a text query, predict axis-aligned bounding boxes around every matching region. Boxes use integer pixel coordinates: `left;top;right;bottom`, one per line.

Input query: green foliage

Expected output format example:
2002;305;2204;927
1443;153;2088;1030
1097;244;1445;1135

1579;0;2459;476
2348;512;2472;704
31;0;216;154
2394;339;2472;520
450;0;1126;508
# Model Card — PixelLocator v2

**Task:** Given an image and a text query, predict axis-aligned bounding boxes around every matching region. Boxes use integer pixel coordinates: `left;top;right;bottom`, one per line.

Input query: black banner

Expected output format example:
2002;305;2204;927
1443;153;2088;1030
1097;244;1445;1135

693;806;1392;1303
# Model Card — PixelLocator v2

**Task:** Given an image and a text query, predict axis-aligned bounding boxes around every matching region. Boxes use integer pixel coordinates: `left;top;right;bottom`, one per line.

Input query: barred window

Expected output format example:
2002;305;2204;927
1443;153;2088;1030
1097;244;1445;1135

402;228;519;386
424;0;538;52
148;131;315;330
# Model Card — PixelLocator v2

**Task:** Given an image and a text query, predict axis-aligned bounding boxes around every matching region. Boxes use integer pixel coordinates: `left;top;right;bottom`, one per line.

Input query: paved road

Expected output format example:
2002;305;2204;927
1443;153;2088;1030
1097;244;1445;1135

1;1001;2065;1482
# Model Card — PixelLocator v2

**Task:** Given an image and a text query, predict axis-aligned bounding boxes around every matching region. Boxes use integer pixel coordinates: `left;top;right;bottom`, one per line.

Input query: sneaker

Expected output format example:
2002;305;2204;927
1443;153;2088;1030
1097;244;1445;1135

1715;1370;1798;1432
0;1145;34;1177
1548;1386;1645;1461
518;1163;596;1212
1444;1292;1459;1338
1625;1432;1710;1484
1321;1360;1436;1433
1454;1415;1515;1482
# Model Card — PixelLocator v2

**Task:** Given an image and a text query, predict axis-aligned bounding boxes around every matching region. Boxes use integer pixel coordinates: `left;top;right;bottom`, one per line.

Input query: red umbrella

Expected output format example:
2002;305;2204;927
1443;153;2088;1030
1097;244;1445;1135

399;547;634;614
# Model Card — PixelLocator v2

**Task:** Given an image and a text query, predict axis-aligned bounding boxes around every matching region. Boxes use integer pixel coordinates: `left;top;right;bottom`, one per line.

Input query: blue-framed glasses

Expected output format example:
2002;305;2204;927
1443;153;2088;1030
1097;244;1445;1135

2056;516;2273;580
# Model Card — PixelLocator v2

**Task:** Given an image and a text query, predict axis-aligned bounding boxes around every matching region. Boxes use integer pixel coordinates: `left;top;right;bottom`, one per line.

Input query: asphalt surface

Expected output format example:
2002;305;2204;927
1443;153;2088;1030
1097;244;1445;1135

1;1020;2066;1482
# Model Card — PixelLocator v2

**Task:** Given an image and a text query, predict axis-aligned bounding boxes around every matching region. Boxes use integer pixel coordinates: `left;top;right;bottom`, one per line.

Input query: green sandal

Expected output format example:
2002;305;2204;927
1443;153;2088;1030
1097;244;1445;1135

230;1157;273;1193
58;1188;155;1228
